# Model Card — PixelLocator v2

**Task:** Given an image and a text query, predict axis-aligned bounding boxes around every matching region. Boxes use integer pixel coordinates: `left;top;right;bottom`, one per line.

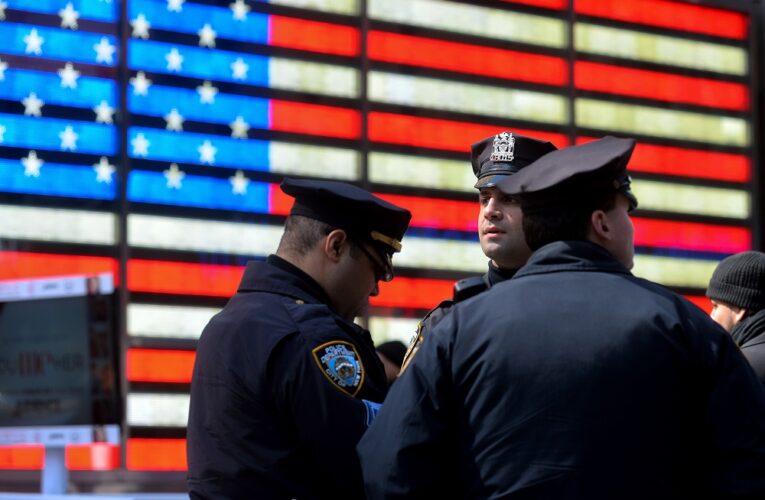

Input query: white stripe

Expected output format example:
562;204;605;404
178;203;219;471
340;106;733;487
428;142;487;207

633;180;750;219
575;23;747;76
269;142;360;180
369;152;474;192
633;255;717;289
128;303;220;339
397;236;485;273
369;71;568;125
269;58;359;98
128;214;283;256
269;0;358;15
0;204;115;245
127;393;190;427
576;98;750;147
369;0;567;48
369;316;420;346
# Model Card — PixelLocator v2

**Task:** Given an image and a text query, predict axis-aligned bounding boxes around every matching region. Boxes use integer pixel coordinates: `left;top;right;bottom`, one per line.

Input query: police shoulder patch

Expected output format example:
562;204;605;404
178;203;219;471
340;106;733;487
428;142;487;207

311;340;365;397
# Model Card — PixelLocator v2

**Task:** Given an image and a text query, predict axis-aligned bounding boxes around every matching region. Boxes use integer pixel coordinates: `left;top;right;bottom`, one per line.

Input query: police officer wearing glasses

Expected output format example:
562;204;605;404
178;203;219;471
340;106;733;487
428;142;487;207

187;178;411;499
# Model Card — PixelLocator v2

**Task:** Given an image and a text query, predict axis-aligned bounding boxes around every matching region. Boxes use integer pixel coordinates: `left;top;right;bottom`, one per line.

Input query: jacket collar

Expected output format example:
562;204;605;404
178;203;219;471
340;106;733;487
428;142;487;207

732;308;765;348
238;255;333;306
514;240;632;279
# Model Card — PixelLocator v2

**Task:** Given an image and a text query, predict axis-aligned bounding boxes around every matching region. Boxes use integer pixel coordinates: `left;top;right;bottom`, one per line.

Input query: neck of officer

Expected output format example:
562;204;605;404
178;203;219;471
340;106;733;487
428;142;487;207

276;247;352;319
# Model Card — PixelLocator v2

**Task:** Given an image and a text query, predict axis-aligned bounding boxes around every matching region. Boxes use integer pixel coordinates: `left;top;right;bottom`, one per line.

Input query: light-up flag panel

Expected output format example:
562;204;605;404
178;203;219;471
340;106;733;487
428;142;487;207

0;0;760;478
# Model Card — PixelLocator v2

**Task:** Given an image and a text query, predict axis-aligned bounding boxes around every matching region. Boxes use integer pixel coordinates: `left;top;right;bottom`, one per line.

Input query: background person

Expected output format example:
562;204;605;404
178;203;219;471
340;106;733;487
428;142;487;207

707;250;765;385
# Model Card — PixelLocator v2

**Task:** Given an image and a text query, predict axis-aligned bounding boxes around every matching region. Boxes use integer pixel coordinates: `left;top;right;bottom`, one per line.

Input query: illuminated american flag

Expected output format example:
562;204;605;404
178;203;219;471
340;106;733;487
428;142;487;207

0;0;758;477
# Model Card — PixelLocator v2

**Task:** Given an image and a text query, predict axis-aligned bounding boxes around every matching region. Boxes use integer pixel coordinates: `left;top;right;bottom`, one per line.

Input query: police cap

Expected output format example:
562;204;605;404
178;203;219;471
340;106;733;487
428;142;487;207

472;131;558;189
280;178;412;280
497;136;638;210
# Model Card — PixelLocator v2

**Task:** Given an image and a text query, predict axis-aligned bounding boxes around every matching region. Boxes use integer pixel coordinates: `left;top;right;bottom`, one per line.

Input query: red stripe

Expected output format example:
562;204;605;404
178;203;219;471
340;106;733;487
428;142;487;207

500;0;567;8
126;438;187;471
575;0;748;40
0;444;120;471
269;16;359;56
577;137;751;183
685;295;711;314
126;348;196;384
376;193;477;232
575;61;749;111
270;101;361;139
127;259;242;297
269;183;294;216
373;276;454;309
0;252;118;281
633;218;750;254
368;31;568;86
369;112;569;152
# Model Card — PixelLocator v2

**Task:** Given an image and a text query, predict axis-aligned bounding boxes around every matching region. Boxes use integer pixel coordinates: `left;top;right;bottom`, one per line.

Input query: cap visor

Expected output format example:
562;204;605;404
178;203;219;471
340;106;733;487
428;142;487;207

474;174;508;189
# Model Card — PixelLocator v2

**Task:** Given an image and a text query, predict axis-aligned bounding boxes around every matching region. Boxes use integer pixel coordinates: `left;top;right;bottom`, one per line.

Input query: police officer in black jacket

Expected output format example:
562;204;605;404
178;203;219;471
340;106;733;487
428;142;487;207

401;131;556;371
358;137;765;499
187;178;411;499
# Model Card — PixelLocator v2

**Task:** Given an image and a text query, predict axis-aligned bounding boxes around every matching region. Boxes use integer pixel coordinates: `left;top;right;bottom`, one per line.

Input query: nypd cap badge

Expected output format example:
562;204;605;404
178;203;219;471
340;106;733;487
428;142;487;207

312;341;365;397
490;131;515;163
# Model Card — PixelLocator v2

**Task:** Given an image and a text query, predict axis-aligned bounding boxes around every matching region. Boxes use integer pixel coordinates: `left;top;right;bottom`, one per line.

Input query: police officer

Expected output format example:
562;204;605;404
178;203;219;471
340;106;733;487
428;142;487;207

400;131;556;371
358;137;765;498
187;178;411;499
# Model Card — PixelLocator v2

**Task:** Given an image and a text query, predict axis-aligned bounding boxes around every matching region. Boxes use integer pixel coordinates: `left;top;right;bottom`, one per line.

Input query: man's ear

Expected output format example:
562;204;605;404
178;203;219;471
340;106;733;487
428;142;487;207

589;209;611;242
734;307;749;324
323;229;348;262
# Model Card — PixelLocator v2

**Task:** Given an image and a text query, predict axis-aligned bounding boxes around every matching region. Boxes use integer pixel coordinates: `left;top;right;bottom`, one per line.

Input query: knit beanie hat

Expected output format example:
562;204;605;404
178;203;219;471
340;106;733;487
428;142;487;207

376;341;407;368
706;251;765;310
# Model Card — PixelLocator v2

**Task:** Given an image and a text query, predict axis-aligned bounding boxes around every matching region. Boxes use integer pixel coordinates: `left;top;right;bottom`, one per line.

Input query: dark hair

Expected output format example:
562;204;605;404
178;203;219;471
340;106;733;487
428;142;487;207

522;191;618;251
277;215;334;255
278;215;367;261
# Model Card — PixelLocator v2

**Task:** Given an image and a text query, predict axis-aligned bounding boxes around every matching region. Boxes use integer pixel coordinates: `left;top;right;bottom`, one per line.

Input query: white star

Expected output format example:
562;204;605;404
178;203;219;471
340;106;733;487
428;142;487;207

197;81;218;104
23;29;44;55
131;133;150;157
229;170;250;195
230;0;250;21
164;163;185;189
130;71;152;95
94;37;116;64
167;0;185;13
0;124;5;143
165;47;183;72
93;157;116;184
231;58;248;80
59;2;80;30
198;23;216;48
22;93;44;117
130;13;151;39
22;151;43;177
198;140;217;164
59;126;78;151
164;108;184;131
93;100;115;124
58;63;80;89
230;116;249;139
0;59;7;81
0;2;6;21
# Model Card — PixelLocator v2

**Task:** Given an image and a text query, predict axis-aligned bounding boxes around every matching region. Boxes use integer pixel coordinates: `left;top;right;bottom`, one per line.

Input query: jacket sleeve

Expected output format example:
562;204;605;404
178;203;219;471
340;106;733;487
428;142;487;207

357;311;458;499
270;332;378;499
702;325;765;497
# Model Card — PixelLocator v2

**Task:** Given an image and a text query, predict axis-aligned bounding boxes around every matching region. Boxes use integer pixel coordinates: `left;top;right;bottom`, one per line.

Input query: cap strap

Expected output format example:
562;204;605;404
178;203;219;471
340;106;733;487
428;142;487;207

371;230;402;252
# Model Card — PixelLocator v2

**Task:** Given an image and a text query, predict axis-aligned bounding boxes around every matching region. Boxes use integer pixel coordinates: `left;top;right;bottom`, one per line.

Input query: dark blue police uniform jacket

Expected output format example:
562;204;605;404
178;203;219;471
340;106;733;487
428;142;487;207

358;241;765;499
188;255;387;499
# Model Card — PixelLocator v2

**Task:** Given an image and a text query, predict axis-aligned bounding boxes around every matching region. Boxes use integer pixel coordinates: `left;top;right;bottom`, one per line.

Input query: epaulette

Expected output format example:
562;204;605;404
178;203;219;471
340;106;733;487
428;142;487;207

453;275;489;302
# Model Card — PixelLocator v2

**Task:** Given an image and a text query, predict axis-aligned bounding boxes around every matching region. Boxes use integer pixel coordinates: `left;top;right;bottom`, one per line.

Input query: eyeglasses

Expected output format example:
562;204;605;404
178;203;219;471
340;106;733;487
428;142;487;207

354;241;393;282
